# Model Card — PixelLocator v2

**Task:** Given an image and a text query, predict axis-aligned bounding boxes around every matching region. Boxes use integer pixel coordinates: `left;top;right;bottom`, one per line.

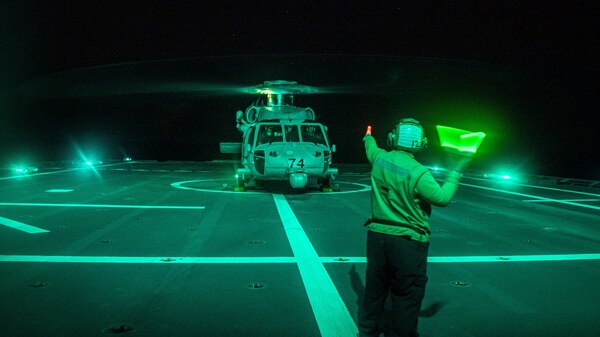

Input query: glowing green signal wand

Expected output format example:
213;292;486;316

436;125;486;154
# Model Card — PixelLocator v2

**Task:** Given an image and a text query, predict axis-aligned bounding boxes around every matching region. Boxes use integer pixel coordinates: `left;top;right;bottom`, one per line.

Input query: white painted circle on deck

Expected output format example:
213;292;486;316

171;179;370;195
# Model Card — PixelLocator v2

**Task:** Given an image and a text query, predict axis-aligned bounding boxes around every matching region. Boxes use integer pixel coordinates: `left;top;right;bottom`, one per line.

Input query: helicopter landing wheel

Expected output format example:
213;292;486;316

318;176;333;192
234;176;247;192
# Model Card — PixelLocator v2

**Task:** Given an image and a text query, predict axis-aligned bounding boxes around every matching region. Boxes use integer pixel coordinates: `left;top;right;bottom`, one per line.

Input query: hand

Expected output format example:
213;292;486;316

443;148;473;172
363;125;372;142
454;156;472;172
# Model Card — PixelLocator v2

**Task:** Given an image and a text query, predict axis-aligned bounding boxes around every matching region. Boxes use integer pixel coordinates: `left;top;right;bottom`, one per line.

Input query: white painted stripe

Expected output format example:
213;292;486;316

2;254;599;264
273;194;357;337
45;189;74;193
0;255;295;263
321;254;600;263
0;202;205;209
524;199;600;203
464;175;600;197
459;182;600;211
428;254;600;262
0;216;49;234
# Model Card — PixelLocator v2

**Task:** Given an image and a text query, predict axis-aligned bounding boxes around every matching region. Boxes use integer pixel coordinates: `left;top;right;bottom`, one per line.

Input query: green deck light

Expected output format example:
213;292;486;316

14;165;38;174
436;125;486;154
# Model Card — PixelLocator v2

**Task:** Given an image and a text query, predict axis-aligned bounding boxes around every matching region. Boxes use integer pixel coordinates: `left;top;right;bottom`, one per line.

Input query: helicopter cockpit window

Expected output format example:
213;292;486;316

301;125;326;145
257;124;283;145
254;96;266;106
266;94;294;106
284;125;300;142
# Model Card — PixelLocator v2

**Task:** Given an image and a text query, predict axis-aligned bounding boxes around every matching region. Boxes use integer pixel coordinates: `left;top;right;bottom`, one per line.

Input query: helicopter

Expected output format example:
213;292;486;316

219;80;338;191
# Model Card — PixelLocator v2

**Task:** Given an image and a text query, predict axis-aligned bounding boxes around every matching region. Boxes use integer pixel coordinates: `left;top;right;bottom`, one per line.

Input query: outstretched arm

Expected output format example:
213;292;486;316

363;126;385;164
416;150;472;207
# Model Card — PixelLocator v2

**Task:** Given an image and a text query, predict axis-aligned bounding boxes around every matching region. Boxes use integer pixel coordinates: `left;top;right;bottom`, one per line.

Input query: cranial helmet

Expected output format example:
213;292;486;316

387;118;428;152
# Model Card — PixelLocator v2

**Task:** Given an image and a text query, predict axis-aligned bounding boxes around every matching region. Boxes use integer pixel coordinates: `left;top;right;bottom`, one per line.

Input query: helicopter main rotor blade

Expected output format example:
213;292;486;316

18;72;255;98
17;55;485;98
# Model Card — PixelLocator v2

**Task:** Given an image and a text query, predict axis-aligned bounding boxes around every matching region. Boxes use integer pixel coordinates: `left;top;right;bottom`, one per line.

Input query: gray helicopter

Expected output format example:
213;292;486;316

220;80;338;191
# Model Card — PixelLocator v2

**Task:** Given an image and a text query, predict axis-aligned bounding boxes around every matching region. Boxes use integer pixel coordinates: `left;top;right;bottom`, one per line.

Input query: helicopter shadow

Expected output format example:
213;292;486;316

349;263;446;329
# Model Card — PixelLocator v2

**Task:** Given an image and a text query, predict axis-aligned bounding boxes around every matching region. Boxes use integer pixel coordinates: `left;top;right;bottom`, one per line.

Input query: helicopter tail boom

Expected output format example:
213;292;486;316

220;142;242;154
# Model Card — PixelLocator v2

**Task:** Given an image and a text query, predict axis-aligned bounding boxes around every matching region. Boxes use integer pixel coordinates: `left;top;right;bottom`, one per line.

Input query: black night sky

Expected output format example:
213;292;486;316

1;1;599;179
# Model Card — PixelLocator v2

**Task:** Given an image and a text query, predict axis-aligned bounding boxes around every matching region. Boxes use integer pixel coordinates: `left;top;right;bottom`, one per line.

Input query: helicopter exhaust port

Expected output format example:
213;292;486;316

289;173;308;188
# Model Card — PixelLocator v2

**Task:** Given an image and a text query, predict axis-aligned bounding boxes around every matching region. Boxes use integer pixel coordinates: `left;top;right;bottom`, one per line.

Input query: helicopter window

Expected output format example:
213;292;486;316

301;125;326;145
254;96;266;106
284;94;294;106
284;125;300;142
265;94;294;106
257;124;283;145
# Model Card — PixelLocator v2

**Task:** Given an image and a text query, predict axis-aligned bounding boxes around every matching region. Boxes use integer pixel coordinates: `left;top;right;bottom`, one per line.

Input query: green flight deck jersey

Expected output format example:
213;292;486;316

364;135;462;242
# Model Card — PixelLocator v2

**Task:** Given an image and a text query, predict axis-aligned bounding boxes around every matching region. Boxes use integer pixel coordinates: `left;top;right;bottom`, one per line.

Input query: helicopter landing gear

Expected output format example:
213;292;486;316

318;176;333;192
234;174;247;192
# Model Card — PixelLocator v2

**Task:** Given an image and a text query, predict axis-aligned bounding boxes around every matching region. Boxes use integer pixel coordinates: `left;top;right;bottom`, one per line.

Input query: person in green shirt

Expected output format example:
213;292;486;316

358;118;471;337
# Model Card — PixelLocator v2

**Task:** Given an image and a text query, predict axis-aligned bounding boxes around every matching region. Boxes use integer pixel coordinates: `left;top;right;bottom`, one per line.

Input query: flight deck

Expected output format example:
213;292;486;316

1;161;599;337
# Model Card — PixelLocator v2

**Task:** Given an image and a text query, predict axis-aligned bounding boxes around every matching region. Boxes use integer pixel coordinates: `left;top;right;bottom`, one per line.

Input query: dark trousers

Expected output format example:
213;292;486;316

358;231;429;337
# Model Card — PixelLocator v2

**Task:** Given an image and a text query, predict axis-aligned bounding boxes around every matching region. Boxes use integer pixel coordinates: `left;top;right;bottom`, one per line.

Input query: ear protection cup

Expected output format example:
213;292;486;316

387;131;395;148
388;118;427;152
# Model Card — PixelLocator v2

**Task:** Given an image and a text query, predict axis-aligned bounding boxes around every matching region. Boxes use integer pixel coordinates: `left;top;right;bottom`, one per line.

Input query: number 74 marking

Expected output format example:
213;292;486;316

288;158;305;168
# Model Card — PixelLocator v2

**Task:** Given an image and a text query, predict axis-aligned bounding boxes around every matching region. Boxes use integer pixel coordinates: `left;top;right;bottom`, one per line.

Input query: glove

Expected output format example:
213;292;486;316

444;148;473;172
454;156;472;172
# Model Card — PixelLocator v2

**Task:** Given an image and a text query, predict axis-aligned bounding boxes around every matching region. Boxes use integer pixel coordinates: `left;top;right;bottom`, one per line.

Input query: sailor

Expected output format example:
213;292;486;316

259;126;274;144
358;118;472;337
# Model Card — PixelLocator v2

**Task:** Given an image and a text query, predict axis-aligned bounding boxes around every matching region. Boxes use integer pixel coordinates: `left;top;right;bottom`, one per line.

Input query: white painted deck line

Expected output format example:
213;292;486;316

319;254;600;263
0;216;49;234
2;254;599;264
463;175;600;198
0;256;295;263
524;198;600;203
272;193;358;337
0;202;205;209
460;182;600;211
